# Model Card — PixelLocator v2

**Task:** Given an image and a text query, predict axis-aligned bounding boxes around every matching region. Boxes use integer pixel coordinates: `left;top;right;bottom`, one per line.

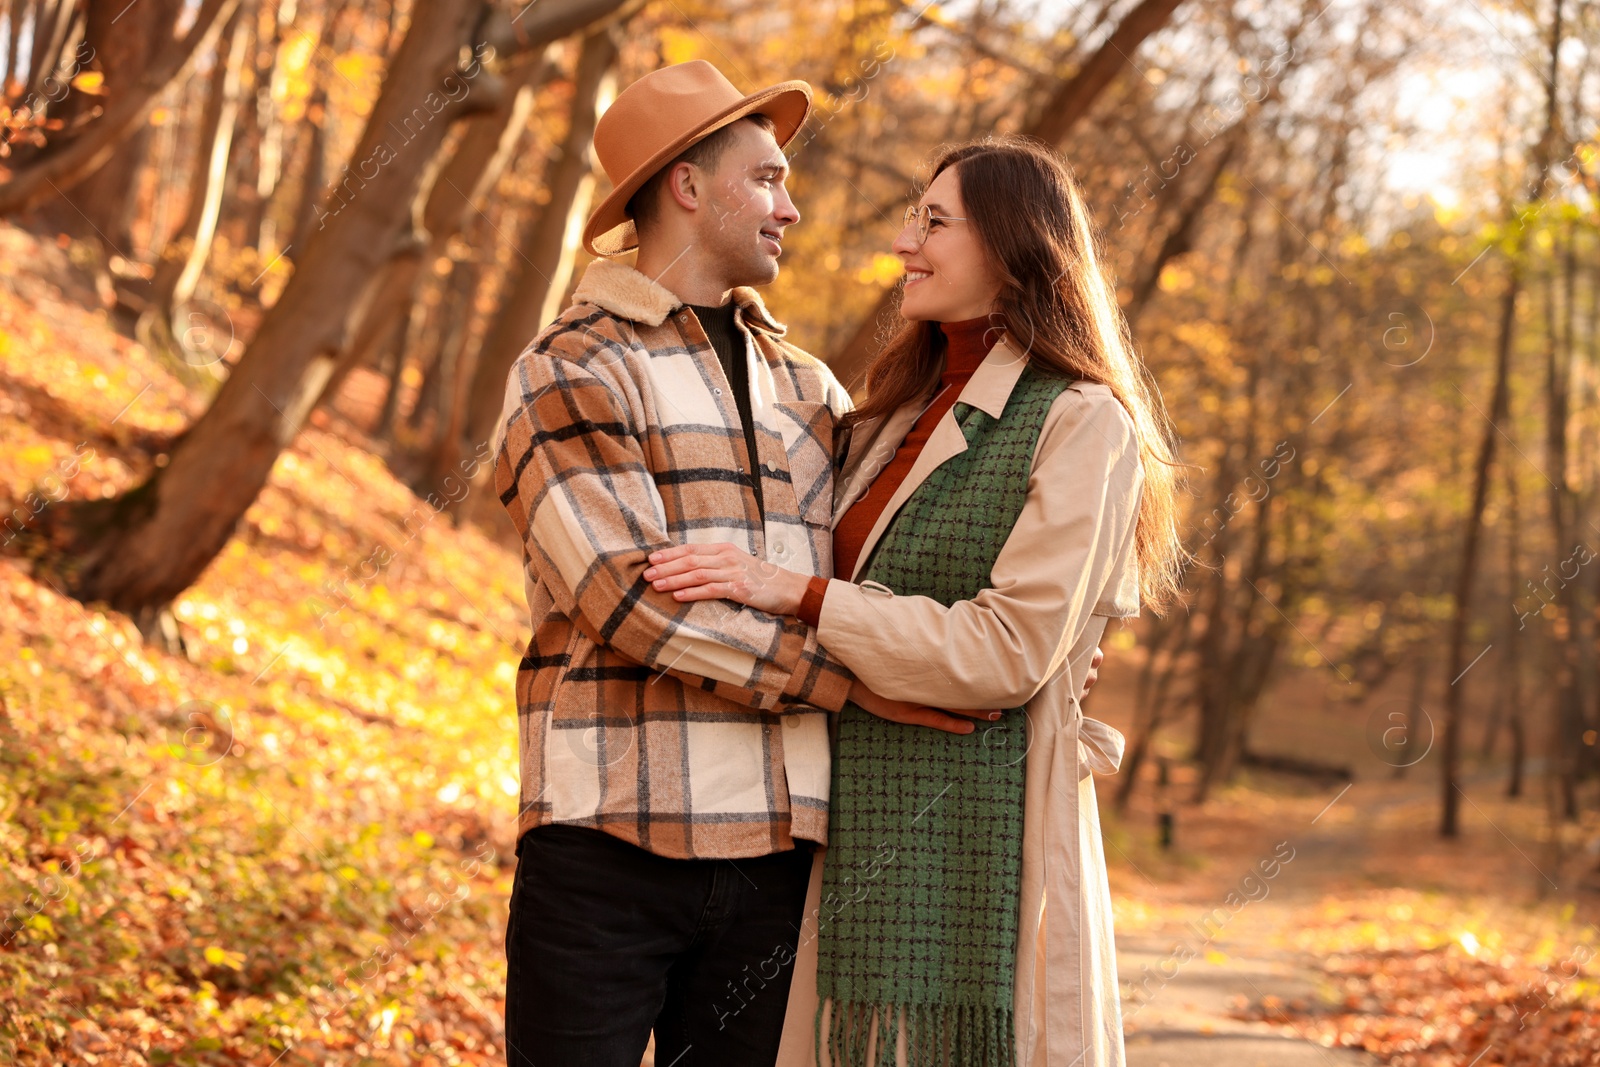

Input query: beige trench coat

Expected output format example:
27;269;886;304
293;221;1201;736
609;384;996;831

775;339;1142;1067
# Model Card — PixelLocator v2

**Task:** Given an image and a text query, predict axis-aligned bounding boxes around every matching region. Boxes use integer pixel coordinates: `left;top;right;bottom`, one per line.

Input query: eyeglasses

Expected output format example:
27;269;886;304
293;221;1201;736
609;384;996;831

903;203;967;247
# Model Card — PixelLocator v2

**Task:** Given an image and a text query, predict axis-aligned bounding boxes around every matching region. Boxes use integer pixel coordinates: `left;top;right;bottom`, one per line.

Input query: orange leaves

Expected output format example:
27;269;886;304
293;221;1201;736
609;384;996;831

68;71;104;94
1232;910;1600;1065
0;220;521;1064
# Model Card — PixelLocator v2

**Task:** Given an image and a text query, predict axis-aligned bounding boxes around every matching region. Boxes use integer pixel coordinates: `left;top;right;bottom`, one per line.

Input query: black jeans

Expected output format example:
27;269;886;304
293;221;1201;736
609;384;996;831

504;824;814;1067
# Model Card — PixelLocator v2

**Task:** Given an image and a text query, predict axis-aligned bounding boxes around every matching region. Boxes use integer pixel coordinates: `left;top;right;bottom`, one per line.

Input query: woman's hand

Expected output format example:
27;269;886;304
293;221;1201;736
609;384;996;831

644;543;811;616
1083;646;1104;699
847;680;1001;735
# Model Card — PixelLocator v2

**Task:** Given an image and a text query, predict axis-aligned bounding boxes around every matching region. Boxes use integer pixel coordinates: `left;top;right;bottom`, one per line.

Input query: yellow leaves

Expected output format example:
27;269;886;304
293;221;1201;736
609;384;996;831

660;28;700;66
280;29;317;87
1157;263;1194;292
1172;320;1235;368
0;242;531;1060
1430;188;1463;227
202;946;245;970
857;253;902;287
19;444;54;467
333;53;383;97
148;107;172;127
70;71;105;94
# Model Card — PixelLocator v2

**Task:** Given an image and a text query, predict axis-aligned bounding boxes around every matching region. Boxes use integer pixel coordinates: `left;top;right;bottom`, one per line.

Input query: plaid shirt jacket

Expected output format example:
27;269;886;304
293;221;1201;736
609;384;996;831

494;259;855;860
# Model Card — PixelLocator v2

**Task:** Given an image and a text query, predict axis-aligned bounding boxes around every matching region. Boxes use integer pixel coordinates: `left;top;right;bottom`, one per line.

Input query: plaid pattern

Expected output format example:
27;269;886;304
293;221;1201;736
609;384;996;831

494;260;854;860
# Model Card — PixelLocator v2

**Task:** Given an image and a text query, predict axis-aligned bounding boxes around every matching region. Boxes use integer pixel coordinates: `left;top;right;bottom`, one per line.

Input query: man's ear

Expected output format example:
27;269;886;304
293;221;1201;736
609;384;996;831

665;160;701;214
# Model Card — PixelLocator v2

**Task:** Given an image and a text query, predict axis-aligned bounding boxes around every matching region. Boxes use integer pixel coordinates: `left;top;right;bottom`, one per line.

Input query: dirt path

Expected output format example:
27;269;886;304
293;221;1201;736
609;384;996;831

1116;782;1381;1065
1115;758;1576;1067
1120;925;1378;1066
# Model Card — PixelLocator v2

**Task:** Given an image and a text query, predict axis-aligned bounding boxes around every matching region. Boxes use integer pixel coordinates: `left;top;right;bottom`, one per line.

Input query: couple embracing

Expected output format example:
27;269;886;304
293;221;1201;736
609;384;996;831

493;59;1183;1067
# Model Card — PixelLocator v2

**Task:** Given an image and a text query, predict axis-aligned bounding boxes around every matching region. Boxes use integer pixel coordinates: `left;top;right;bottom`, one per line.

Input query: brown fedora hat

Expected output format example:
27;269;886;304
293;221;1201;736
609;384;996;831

583;61;811;257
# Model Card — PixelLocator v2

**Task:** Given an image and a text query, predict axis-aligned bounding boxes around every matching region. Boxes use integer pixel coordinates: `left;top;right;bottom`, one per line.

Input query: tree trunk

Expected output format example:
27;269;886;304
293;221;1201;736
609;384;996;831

1125;130;1241;320
1440;0;1563;838
1544;217;1585;818
43;0;627;623
20;0;83;115
242;0;303;261
283;83;331;265
1504;454;1525;797
137;5;250;345
825;0;1192;385
1439;288;1513;837
1114;611;1193;812
314;46;554;418
1481;454;1521;779
60;0;183;256
4;0;23;90
452;28;615;487
0;0;239;219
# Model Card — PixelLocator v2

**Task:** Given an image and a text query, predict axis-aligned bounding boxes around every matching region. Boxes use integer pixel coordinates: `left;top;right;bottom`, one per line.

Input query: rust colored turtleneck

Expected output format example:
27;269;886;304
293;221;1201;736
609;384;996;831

798;316;998;628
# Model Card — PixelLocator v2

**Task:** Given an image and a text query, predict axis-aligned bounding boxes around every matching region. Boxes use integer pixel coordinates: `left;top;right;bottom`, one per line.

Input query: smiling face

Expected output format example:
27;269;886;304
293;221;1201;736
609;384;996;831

893;164;1003;324
693;120;800;289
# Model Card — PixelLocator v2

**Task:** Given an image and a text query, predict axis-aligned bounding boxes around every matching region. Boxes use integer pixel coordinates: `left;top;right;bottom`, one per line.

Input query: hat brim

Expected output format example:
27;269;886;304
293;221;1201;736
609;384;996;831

583;81;812;258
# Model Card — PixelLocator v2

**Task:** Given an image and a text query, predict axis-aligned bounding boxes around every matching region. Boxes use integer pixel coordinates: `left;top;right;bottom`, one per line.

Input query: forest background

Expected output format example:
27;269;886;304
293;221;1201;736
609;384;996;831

1;0;1599;1063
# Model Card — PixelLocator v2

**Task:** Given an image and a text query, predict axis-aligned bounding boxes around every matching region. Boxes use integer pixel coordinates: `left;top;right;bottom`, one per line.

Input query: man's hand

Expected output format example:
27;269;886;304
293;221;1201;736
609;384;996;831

847;680;1000;735
1082;646;1104;700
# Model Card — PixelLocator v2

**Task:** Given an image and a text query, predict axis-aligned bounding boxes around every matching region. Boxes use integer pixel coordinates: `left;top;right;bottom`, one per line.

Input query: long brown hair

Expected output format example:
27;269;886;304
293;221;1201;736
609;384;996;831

847;135;1188;613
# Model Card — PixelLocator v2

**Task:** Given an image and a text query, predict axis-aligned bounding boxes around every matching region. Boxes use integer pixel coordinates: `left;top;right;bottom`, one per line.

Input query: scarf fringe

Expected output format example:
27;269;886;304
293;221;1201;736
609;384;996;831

816;998;1015;1067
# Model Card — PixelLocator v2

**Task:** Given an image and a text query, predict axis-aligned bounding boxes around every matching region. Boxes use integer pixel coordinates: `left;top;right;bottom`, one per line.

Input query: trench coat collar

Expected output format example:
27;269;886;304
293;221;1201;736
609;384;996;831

832;336;1032;582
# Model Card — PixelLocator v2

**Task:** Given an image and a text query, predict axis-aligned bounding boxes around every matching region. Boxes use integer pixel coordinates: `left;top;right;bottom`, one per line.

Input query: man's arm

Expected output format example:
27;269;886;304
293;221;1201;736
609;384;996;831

495;327;851;713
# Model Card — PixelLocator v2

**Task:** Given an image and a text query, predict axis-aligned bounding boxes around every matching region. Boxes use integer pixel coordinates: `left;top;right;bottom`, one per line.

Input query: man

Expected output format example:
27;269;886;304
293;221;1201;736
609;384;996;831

492;62;984;1066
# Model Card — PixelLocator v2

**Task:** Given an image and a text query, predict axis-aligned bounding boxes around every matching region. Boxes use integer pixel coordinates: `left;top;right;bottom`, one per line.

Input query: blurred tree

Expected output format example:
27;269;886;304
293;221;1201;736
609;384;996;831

447;26;617;501
347;45;555;448
825;0;1192;387
133;6;252;353
0;0;241;220
1441;0;1564;838
38;0;629;635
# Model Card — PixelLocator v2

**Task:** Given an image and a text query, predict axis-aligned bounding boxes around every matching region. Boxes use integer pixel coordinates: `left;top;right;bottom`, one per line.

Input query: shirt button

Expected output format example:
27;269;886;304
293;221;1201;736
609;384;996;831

714;387;723;396
773;540;786;555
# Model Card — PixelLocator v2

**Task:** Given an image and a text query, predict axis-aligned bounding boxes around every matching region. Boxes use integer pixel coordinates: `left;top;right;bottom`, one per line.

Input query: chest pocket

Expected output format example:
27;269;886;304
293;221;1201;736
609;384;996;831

770;399;837;529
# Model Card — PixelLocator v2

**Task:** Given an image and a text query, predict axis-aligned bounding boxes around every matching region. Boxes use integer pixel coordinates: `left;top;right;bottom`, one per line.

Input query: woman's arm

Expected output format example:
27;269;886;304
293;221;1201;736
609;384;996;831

815;387;1143;710
642;550;1004;734
645;387;1140;711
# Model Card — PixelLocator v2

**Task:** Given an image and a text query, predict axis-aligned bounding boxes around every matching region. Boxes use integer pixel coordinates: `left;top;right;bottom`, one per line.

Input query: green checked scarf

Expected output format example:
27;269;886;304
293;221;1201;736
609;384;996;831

816;366;1074;1067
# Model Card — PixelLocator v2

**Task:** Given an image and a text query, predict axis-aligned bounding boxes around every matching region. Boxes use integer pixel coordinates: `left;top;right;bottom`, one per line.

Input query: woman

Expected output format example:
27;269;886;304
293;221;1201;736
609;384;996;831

642;136;1184;1067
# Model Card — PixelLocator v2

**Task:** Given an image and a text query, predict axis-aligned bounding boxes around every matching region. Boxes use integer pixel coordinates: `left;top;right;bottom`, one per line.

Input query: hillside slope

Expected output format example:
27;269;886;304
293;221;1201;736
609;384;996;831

1;222;525;1066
